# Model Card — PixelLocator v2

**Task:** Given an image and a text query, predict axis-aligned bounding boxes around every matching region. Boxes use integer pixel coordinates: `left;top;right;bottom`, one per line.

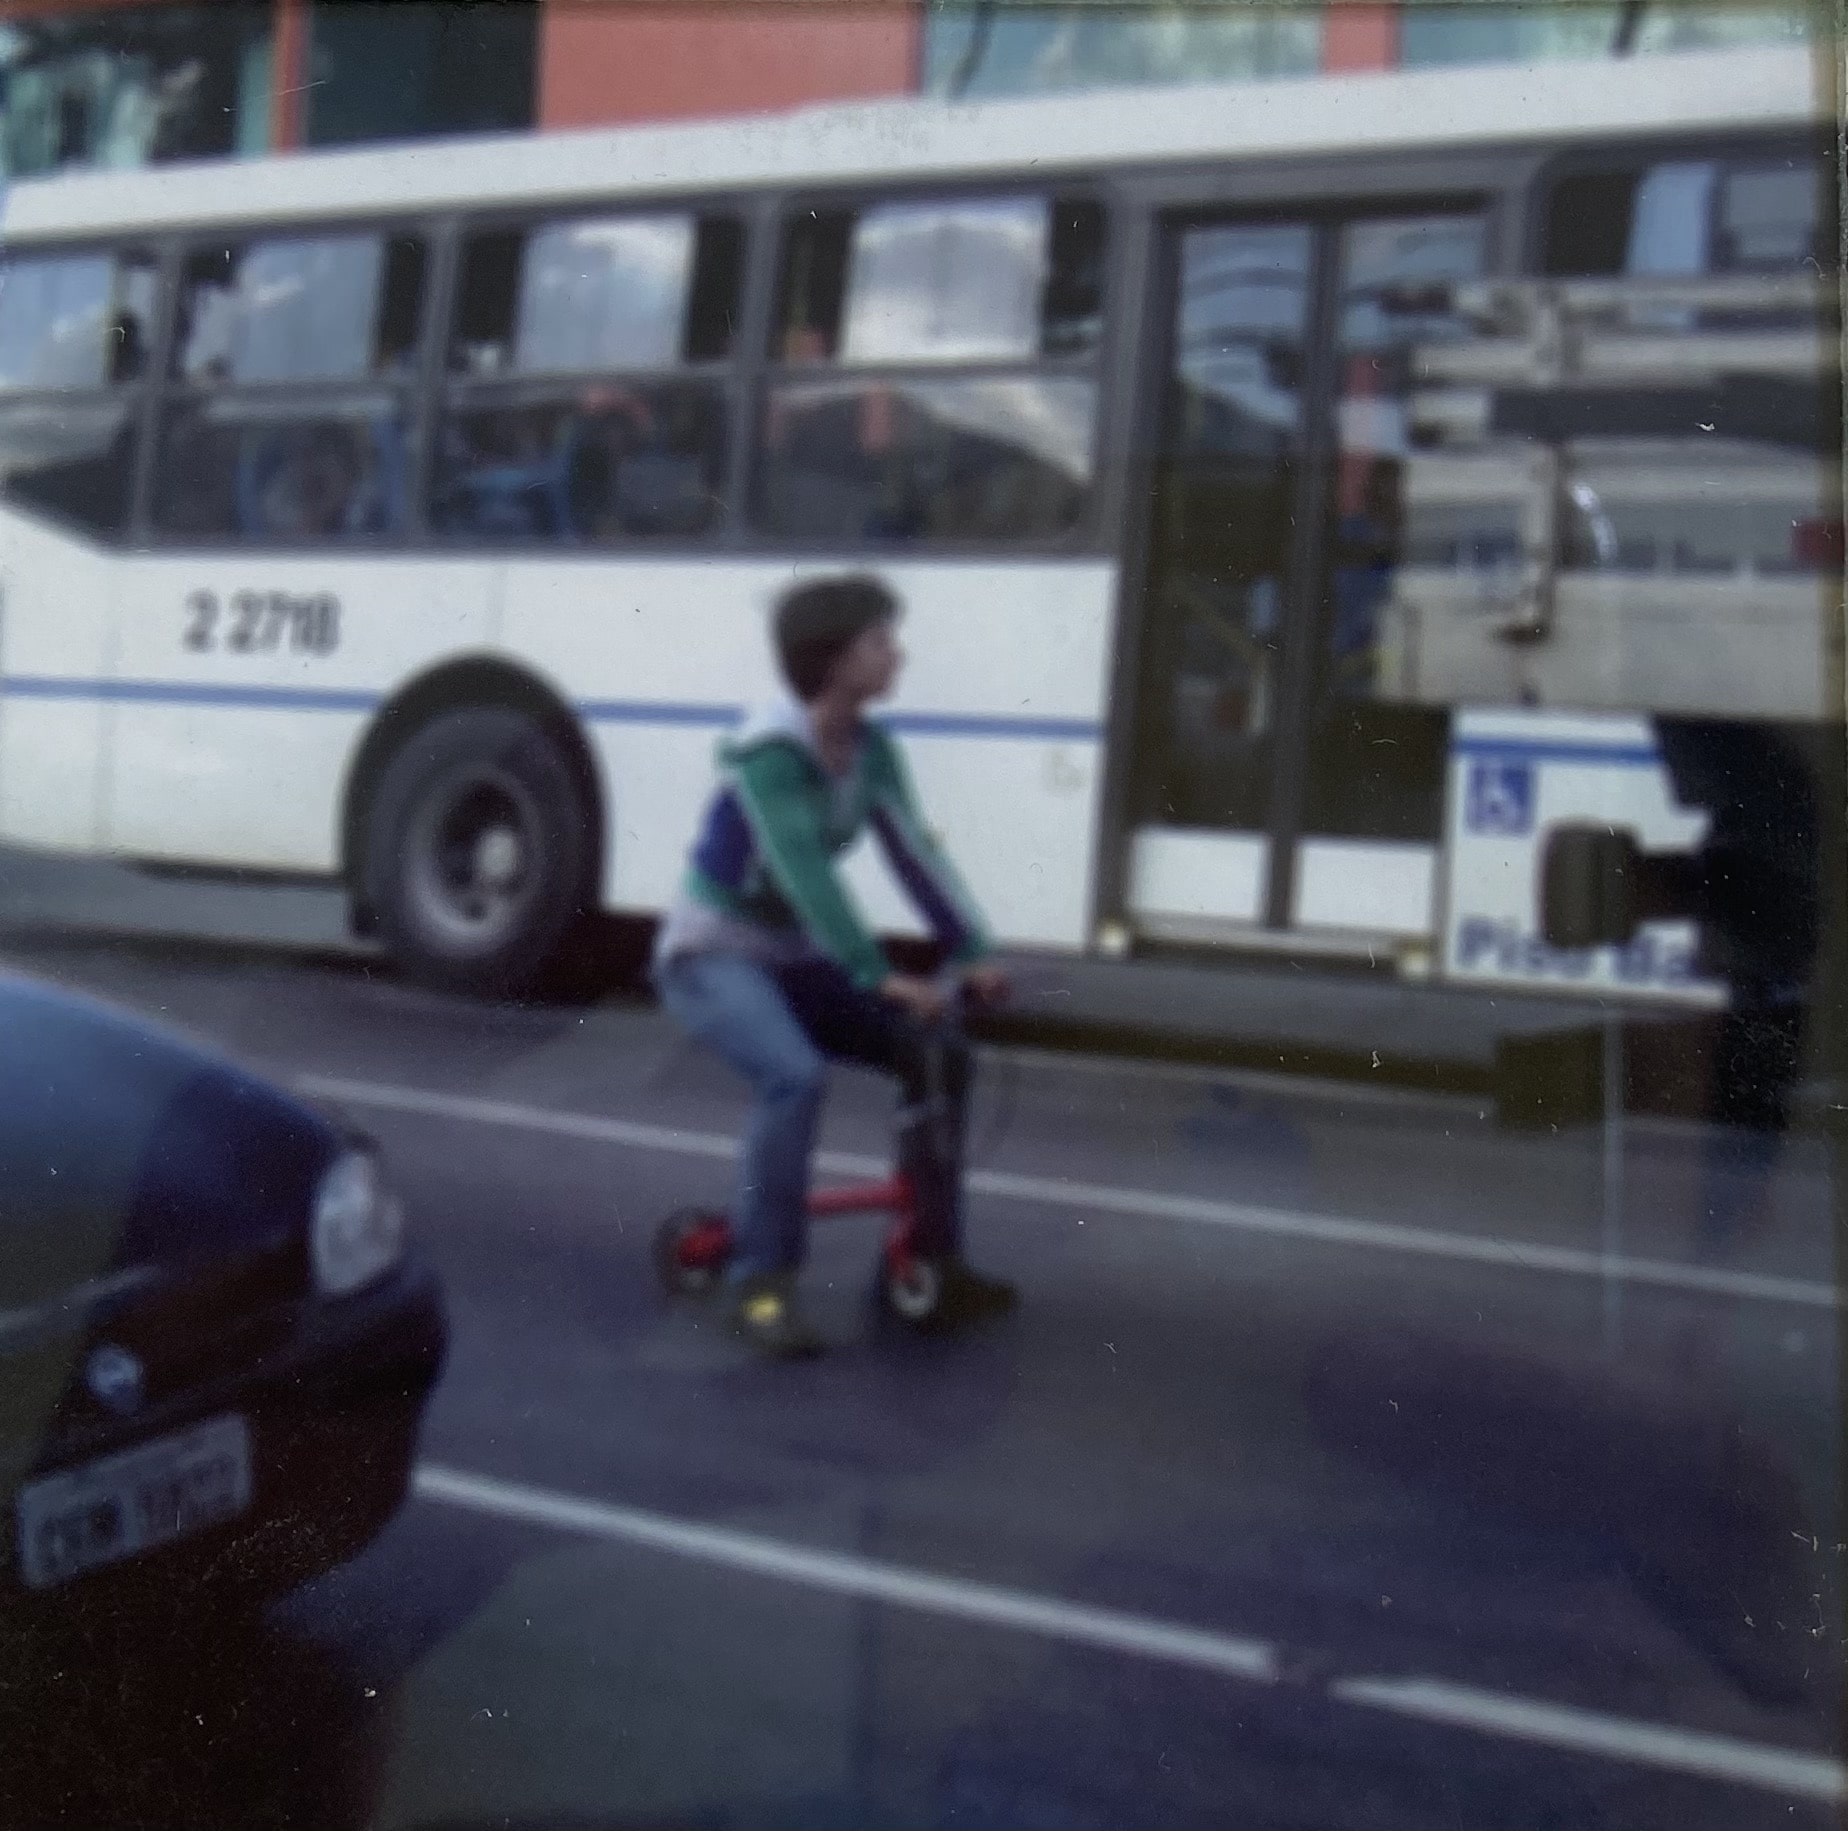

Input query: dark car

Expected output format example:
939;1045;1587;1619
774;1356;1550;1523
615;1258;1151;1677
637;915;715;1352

0;970;446;1620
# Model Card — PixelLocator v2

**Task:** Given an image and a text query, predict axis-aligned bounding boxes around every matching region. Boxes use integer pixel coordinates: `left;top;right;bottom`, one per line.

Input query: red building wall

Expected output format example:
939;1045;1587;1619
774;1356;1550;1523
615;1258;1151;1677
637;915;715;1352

1322;3;1399;71
538;1;920;130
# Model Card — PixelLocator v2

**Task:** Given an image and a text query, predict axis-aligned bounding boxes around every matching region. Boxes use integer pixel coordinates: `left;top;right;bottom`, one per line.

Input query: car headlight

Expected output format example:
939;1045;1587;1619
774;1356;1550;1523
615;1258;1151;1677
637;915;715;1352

311;1146;405;1297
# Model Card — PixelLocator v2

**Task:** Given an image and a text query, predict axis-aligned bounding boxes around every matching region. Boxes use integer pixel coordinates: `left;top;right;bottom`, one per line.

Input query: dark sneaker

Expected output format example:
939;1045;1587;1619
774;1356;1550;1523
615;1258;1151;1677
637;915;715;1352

731;1279;824;1359
938;1259;1019;1323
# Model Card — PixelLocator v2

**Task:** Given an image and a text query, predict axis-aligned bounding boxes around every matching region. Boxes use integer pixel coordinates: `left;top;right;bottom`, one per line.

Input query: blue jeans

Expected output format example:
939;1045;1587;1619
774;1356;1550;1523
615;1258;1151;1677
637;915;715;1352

655;953;970;1283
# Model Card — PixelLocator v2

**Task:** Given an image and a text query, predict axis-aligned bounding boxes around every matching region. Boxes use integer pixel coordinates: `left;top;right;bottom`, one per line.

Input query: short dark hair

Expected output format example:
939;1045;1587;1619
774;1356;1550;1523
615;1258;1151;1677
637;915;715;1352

773;573;898;701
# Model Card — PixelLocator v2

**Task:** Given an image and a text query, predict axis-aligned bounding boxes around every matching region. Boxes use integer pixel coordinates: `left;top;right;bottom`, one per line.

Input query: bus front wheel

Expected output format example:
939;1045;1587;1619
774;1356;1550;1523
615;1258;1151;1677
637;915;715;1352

362;705;594;998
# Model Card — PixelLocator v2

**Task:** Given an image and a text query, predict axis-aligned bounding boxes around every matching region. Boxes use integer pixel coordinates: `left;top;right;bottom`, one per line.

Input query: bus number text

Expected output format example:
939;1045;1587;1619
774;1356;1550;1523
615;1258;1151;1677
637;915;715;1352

183;590;341;657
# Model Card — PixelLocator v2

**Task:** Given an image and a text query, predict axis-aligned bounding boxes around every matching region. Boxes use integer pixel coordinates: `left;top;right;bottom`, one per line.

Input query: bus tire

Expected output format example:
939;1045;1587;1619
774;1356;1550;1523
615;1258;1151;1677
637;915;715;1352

362;705;595;998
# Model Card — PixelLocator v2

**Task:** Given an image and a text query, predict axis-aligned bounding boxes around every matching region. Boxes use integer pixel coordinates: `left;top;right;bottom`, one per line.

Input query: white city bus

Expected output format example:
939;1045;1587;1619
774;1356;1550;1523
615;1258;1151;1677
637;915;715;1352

0;44;1834;998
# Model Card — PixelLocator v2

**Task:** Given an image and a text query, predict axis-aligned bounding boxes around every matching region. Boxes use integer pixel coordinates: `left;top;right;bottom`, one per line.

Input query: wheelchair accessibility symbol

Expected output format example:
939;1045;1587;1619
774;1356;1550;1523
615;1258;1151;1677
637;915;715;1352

1464;759;1535;836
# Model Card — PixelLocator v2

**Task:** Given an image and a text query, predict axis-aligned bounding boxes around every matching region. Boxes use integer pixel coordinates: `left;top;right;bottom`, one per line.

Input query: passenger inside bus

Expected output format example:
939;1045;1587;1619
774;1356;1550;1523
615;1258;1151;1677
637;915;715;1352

756;193;1100;543
755;379;1087;543
433;382;724;541
240;423;379;541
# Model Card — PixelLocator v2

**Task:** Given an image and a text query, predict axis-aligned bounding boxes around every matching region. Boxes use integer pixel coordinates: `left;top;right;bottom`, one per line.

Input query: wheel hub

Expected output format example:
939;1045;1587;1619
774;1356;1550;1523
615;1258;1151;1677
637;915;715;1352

472;824;524;891
408;769;541;947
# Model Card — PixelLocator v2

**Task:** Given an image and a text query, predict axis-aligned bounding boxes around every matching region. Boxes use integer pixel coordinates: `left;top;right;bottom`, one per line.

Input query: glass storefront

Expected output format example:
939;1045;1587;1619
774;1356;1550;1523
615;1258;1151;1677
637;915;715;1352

7;3;1815;179
304;0;537;148
0;1;540;176
1399;1;1814;66
0;4;272;179
924;0;1816;98
921;2;1319;98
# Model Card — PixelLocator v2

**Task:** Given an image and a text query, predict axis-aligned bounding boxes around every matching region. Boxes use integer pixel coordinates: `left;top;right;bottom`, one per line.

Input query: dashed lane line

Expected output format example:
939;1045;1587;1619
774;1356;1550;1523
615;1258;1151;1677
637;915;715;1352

416;1462;1846;1805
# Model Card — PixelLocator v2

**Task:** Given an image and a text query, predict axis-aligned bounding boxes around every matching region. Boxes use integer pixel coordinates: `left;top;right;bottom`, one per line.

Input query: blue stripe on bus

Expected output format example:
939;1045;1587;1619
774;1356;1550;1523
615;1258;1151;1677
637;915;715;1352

1;675;382;714
885;711;1102;743
580;701;1102;742
1450;736;1660;769
578;698;738;729
0;676;1104;744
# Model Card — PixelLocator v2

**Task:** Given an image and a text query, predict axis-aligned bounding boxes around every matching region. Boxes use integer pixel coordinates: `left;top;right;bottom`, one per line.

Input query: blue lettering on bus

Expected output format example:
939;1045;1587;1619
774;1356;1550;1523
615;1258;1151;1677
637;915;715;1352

1454;916;1695;988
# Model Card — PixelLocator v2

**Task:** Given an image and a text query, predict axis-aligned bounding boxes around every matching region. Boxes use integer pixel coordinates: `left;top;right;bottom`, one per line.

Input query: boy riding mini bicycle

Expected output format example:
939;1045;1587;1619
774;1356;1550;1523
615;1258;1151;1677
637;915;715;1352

653;573;1016;1358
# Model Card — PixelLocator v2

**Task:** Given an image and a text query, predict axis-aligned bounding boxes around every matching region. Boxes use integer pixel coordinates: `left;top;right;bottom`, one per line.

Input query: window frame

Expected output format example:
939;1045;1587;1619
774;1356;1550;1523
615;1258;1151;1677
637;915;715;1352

429;198;749;551
443;206;743;383
749;175;1115;556
141;209;446;552
1521;128;1832;279
27;127;1817;559
0;234;164;543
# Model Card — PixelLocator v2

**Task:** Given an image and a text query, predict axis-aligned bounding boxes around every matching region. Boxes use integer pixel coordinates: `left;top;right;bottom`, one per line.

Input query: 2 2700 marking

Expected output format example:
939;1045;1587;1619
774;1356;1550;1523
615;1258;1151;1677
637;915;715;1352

183;590;341;657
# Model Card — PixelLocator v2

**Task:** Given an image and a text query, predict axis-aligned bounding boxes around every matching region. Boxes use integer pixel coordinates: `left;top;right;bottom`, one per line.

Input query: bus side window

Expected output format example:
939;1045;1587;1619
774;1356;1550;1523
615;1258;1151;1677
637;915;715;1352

432;210;739;544
755;190;1105;545
0;246;156;537
150;231;427;543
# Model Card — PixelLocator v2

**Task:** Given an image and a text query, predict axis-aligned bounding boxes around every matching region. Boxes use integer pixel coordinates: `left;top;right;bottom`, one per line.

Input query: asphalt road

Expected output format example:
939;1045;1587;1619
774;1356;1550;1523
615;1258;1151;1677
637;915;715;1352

2;929;1842;1831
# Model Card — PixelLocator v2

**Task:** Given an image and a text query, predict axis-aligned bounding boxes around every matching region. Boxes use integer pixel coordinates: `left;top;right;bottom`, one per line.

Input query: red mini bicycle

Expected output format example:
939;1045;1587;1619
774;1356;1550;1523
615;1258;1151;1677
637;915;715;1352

651;1003;971;1327
652;1165;945;1324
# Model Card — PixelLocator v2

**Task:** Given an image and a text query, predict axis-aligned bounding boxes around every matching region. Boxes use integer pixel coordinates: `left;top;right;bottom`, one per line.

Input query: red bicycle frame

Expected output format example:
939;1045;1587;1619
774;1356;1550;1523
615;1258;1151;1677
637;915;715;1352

807;1171;921;1275
671;1171;922;1275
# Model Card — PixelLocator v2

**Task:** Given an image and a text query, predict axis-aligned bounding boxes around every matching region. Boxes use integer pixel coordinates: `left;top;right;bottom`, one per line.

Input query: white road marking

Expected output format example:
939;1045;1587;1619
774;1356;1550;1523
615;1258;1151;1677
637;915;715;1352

297;1072;1841;1310
415;1464;1276;1681
417;1463;1845;1804
964;1166;1840;1310
1330;1675;1847;1802
293;1071;873;1167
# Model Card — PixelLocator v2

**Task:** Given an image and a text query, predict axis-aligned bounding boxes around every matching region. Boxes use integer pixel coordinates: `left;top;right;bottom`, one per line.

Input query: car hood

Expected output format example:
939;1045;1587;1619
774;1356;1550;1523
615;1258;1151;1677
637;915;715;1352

0;971;339;1309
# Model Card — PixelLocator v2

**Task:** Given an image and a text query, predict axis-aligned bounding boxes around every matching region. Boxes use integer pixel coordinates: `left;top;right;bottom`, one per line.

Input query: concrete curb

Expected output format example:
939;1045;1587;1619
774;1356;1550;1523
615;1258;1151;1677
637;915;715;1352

3;915;1836;1133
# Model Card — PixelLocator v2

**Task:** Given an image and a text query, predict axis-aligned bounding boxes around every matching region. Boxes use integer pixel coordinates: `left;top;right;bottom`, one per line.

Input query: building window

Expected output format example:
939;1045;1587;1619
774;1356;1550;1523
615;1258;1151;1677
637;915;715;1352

922;1;1318;97
1399;1;1811;67
0;5;271;178
306;0;537;148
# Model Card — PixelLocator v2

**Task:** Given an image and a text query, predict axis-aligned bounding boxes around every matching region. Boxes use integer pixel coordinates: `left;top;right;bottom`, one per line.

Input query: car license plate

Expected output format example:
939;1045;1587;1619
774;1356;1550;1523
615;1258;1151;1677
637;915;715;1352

15;1414;252;1590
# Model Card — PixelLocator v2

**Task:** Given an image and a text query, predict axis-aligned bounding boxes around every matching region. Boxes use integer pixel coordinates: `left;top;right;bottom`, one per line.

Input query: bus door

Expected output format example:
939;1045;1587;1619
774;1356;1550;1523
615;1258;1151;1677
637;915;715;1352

1118;205;1488;952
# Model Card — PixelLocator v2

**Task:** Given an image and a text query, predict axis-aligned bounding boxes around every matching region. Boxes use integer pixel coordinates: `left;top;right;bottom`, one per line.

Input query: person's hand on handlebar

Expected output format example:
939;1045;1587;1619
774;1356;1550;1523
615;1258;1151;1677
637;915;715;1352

881;963;1010;1021
880;973;951;1022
